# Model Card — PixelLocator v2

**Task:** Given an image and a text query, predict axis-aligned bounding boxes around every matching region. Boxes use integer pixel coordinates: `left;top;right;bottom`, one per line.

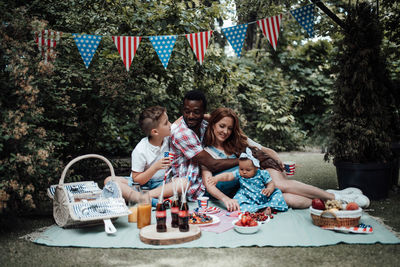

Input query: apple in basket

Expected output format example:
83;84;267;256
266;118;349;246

311;198;325;210
346;202;359;210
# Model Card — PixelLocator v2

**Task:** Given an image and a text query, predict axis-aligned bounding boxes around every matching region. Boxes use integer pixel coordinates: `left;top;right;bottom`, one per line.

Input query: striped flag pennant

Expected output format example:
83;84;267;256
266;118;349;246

35;30;62;63
72;34;102;69
186;31;213;65
149;35;177;69
290;4;315;37
257;14;283;51
112;36;142;71
221;24;248;58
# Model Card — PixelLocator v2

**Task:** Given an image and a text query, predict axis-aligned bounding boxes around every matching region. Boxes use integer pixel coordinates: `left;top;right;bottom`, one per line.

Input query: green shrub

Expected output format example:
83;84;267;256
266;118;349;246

325;3;395;163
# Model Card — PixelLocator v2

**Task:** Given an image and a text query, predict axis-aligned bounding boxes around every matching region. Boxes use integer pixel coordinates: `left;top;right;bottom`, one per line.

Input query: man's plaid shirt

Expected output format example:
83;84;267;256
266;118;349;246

170;119;208;201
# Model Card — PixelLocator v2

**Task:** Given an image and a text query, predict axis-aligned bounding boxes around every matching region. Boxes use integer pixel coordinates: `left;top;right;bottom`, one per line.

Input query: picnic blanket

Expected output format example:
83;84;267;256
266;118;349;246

32;202;400;249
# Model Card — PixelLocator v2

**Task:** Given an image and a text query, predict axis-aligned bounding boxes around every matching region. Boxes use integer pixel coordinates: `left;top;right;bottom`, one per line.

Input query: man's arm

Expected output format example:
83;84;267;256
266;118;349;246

260;147;284;170
192;150;238;173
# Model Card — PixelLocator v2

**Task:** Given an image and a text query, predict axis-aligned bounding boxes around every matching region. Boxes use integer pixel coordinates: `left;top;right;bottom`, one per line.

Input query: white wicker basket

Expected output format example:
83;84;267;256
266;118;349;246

48;154;130;232
310;206;362;227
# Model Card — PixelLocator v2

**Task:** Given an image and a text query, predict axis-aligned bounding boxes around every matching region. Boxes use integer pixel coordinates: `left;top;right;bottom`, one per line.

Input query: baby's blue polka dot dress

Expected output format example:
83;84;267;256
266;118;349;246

233;169;288;213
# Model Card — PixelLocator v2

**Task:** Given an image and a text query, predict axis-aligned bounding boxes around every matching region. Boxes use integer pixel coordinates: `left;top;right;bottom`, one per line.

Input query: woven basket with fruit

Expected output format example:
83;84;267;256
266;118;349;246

310;199;362;227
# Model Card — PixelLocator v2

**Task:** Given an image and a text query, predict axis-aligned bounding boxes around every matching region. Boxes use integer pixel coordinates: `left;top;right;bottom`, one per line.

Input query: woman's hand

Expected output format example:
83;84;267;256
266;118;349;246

277;159;285;171
222;197;240;212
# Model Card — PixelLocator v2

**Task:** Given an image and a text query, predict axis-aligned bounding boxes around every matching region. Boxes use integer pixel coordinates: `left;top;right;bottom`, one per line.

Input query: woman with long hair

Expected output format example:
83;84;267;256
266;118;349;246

202;107;370;211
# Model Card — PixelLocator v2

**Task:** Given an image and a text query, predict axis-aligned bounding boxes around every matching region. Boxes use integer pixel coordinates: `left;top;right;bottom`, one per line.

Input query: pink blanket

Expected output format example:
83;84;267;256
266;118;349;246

198;210;238;234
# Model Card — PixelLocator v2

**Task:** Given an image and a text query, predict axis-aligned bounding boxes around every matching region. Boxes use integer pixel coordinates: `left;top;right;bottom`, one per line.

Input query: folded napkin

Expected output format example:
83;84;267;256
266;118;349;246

200;210;237;234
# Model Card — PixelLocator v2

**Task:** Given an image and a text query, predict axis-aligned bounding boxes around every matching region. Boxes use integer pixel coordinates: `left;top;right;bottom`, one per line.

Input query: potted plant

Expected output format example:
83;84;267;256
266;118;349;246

325;3;396;200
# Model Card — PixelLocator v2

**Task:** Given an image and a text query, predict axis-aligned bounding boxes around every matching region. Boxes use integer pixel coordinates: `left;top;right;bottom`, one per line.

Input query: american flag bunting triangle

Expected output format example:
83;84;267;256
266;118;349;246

112;36;142;71
35;30;62;63
72;34;102;69
149;35;177;69
257;14;283;51
186;31;213;65
221;24;248;58
290;4;315;37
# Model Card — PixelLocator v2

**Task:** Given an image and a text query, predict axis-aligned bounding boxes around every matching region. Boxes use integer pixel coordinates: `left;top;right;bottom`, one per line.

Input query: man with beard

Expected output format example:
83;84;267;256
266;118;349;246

170;90;238;201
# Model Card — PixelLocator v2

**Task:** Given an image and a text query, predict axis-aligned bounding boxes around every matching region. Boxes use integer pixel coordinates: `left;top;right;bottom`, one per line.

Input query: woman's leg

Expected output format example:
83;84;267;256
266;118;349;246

266;169;335;201
282;193;312;209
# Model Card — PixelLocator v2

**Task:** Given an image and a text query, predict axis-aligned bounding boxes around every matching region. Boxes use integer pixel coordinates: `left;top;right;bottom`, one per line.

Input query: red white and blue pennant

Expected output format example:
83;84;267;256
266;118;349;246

221;24;248;58
112;36;142;71
35;30;62;63
290;4;315;37
36;4;316;69
149;35;177;69
257;15;283;51
186;31;213;65
72;34;102;68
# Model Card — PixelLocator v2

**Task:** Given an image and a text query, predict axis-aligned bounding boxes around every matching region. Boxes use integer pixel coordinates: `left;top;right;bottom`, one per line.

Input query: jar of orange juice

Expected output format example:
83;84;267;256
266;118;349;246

137;187;152;229
128;183;140;223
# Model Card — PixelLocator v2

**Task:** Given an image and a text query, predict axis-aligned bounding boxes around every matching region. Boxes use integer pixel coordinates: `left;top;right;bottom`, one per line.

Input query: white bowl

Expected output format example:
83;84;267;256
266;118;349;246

232;219;260;234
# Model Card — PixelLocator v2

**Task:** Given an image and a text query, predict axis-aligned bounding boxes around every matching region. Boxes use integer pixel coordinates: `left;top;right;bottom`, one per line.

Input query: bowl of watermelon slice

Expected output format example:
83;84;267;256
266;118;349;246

232;214;260;234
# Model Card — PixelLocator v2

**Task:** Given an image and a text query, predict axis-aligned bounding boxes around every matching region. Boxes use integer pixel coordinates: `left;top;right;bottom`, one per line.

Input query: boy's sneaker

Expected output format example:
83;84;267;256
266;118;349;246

334;193;370;208
327;187;363;195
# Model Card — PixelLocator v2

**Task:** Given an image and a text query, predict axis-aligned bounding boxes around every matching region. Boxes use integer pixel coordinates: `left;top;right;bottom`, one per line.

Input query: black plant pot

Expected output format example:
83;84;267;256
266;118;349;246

335;161;392;200
391;142;400;186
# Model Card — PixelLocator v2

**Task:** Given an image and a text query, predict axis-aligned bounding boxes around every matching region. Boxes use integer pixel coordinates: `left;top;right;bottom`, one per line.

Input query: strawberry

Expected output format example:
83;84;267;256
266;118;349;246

249;220;258;227
241;215;248;225
235;221;243;226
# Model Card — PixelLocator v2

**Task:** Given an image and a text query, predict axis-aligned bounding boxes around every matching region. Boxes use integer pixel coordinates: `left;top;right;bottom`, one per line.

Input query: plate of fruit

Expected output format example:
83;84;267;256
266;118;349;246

239;211;271;224
232;214;261;234
189;212;220;226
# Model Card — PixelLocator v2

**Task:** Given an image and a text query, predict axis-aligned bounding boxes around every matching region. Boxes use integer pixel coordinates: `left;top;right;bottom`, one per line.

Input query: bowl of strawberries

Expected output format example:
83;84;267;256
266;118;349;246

232;214;260;234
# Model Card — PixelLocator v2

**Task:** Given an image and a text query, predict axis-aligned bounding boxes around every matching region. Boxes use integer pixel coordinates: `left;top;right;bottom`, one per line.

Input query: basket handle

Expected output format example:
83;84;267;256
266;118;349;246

59;154;115;185
319;210;339;221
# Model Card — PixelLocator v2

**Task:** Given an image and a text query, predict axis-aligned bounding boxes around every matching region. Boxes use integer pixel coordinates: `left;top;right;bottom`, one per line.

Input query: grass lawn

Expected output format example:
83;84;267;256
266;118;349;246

1;152;399;267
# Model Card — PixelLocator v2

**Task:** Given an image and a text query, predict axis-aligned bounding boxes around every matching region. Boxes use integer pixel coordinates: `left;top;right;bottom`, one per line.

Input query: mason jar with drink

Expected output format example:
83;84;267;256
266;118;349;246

137;187;152;229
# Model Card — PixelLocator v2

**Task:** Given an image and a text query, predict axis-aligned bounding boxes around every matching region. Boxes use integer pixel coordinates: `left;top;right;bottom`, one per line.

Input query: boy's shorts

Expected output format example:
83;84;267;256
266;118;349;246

123;176;164;190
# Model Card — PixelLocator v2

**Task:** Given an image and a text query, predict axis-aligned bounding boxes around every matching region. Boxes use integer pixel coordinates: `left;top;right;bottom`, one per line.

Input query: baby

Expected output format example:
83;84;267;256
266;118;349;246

212;147;288;214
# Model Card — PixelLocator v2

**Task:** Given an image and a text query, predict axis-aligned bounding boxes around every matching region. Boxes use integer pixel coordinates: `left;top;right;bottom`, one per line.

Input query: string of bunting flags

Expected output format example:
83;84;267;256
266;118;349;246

34;4;315;70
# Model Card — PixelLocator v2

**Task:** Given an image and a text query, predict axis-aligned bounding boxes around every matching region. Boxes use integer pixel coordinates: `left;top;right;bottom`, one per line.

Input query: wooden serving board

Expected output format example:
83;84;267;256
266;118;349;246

139;224;201;245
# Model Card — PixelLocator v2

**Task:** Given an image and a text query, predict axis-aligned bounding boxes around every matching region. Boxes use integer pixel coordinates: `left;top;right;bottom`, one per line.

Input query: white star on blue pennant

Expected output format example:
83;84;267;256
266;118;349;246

221;24;248;58
290;4;315;37
149;35;177;69
72;34;102;68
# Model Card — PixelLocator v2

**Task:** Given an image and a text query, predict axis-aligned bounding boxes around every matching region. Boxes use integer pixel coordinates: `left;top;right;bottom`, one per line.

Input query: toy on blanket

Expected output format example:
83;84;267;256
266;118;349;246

322;223;374;234
48;154;130;234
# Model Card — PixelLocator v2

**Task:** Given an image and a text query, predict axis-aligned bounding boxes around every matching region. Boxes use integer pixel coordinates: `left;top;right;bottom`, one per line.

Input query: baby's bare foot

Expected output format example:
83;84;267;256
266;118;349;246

262;207;272;216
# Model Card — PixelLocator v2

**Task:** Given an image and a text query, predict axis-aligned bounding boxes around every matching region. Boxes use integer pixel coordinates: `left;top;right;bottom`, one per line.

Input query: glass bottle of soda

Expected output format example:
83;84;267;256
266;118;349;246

178;195;189;232
170;193;180;228
156;199;167;232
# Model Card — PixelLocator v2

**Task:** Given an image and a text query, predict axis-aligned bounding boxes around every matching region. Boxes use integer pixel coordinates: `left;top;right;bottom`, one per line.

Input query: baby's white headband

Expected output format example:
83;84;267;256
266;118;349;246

239;147;260;168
